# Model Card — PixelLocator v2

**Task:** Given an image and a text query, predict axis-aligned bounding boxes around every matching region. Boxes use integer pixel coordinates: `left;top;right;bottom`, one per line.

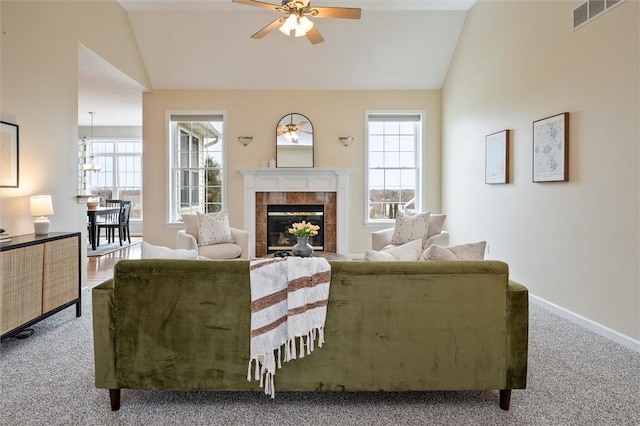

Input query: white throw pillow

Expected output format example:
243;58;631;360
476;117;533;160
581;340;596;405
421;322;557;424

391;210;431;245
422;241;487;261
364;250;396;261
140;242;198;259
383;238;424;260
196;210;234;247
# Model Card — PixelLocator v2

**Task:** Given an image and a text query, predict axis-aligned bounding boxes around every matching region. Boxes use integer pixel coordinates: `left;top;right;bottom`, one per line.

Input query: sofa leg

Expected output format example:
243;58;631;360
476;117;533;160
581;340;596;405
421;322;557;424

109;389;121;411
499;389;511;410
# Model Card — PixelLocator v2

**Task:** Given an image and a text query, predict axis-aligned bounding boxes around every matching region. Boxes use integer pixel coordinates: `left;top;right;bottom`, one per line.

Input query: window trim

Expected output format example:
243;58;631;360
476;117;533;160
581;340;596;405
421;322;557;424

364;110;424;226
166;110;227;225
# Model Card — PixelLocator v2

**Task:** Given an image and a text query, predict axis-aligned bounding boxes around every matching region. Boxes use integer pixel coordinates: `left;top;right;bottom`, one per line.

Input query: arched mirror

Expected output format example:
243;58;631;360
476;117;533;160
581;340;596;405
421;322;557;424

276;113;313;168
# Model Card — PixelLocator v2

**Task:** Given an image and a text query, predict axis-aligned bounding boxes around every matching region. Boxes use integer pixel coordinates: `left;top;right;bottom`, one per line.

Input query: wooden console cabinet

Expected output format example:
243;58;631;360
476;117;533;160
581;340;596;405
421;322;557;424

0;232;81;340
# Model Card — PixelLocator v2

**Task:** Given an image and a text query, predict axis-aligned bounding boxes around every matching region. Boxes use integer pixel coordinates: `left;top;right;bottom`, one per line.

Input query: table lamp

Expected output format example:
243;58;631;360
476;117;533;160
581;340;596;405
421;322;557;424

30;195;54;235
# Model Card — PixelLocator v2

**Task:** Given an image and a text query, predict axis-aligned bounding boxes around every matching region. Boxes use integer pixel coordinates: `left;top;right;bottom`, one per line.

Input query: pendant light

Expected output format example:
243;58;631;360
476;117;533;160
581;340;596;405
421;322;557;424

82;112;101;172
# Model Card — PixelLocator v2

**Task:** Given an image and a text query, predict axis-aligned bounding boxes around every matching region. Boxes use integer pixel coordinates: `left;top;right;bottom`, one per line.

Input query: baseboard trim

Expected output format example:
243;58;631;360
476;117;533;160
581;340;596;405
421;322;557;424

530;294;640;353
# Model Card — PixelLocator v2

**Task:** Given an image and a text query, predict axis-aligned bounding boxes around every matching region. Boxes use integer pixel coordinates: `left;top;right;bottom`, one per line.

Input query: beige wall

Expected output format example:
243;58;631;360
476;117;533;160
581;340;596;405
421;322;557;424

442;0;639;341
142;90;441;253
0;1;149;285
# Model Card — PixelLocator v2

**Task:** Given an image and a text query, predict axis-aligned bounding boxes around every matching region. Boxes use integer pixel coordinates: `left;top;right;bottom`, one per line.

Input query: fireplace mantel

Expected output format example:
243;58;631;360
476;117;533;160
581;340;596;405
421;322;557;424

238;167;353;257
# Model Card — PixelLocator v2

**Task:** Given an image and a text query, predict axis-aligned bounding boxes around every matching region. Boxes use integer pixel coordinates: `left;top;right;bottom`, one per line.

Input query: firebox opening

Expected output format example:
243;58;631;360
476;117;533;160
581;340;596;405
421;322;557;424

267;204;324;253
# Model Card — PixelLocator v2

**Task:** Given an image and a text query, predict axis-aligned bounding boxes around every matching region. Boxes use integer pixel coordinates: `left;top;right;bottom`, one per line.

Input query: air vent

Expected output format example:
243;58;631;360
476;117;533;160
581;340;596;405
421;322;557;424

571;0;625;30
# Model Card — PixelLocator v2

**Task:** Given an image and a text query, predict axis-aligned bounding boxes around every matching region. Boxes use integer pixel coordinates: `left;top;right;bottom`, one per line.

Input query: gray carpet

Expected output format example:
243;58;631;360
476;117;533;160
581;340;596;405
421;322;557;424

1;290;638;426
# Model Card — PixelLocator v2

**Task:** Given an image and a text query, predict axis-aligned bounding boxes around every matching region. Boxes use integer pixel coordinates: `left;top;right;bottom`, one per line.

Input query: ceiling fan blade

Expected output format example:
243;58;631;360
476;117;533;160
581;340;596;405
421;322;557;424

251;18;284;39
305;26;324;44
296;121;308;127
232;0;280;11
312;6;361;19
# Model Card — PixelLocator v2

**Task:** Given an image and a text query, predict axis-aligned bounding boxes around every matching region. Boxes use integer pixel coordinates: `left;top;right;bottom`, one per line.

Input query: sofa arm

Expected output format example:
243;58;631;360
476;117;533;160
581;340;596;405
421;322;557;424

230;227;250;260
371;227;395;251
506;280;529;389
92;279;118;390
176;229;198;250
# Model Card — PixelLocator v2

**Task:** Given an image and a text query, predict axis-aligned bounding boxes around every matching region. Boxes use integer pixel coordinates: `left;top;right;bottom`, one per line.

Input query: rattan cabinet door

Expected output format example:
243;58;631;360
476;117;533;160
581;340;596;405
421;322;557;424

42;237;79;313
0;245;44;335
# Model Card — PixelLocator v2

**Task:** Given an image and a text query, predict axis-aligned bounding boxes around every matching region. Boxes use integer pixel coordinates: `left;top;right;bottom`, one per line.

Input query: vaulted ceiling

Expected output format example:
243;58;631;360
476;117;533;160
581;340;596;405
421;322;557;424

78;0;475;126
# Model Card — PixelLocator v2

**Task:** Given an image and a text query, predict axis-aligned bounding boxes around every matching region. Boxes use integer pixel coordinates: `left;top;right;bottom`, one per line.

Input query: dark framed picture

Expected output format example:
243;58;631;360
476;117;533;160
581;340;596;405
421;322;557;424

0;121;19;188
533;113;569;182
485;129;510;184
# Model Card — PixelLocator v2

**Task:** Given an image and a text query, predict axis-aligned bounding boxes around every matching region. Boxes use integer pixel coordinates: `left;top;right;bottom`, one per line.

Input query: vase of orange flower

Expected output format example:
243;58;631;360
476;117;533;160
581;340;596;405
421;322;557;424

288;220;320;258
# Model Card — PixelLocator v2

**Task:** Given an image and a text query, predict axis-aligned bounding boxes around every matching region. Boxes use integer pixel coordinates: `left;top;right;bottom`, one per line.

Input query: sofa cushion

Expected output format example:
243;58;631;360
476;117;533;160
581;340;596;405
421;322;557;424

140;242;198;259
197;242;243;259
422;241;487;261
427;214;447;238
391;210;431;245
196;210;234;247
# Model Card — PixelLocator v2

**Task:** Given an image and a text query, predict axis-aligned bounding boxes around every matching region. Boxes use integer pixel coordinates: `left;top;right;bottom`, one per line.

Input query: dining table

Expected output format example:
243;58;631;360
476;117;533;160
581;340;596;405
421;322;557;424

87;206;120;251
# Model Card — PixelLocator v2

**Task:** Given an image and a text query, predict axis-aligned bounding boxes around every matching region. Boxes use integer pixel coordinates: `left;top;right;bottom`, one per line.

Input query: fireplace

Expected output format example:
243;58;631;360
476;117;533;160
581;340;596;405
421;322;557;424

267;204;324;253
255;191;336;257
238;167;353;257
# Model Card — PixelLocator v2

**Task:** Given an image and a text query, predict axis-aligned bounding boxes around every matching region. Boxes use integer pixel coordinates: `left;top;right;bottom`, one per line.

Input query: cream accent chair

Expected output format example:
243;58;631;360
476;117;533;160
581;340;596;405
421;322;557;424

371;213;449;251
176;213;250;260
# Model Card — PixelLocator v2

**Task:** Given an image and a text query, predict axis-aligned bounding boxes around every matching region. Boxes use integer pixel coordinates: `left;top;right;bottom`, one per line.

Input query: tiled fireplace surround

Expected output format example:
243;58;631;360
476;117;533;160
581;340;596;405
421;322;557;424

238;168;353;258
256;192;336;257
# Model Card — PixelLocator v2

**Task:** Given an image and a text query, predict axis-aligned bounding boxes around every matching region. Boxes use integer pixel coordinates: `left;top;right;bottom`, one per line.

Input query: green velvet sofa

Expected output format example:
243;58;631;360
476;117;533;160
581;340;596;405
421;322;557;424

92;259;528;411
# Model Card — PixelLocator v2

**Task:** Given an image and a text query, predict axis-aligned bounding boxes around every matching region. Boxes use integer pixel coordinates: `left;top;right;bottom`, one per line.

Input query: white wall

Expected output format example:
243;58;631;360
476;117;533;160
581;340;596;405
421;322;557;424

1;1;149;285
442;0;639;342
142;89;442;254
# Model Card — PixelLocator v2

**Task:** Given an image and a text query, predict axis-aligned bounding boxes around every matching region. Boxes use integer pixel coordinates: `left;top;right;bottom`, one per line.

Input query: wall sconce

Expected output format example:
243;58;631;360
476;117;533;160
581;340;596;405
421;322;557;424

339;136;354;147
238;136;253;147
30;195;54;235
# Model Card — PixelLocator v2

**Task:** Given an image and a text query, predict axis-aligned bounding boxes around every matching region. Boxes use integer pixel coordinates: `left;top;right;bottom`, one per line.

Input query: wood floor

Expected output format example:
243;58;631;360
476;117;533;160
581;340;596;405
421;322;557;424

86;240;141;289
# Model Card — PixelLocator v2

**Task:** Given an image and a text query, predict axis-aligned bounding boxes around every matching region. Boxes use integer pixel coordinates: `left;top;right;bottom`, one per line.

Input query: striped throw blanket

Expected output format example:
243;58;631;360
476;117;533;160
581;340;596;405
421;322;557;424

248;256;331;397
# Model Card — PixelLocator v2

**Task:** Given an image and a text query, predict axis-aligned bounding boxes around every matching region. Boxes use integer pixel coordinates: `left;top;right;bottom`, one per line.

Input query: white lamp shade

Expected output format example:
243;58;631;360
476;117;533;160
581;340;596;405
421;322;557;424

279;13;297;35
30;195;54;217
300;16;313;32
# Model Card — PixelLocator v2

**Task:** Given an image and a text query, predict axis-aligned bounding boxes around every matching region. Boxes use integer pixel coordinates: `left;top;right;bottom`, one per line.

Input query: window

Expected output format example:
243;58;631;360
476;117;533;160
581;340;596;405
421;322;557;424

365;111;423;223
89;139;143;220
168;113;225;223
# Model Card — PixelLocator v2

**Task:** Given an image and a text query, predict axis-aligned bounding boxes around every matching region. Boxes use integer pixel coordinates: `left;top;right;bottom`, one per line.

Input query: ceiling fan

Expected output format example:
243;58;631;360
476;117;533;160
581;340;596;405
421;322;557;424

232;0;361;44
277;118;312;143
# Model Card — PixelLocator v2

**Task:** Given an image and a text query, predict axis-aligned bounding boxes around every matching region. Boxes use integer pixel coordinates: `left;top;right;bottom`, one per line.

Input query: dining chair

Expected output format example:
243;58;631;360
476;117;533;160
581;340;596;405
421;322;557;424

97;200;131;246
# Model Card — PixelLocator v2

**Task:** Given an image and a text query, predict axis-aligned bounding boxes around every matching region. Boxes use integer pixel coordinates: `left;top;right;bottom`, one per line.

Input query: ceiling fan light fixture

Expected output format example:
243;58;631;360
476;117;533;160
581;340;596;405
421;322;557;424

278;25;291;36
294;16;314;37
283;129;299;142
279;13;297;35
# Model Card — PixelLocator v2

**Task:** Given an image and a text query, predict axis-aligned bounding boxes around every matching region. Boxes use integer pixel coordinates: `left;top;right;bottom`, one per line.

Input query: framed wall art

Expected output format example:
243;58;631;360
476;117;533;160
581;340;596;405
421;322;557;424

485;129;510;184
533;112;569;182
0;121;19;188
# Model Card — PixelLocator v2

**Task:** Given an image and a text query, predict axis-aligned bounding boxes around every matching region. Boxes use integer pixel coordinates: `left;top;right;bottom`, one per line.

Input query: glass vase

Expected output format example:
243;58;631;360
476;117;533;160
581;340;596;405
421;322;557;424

292;237;314;258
